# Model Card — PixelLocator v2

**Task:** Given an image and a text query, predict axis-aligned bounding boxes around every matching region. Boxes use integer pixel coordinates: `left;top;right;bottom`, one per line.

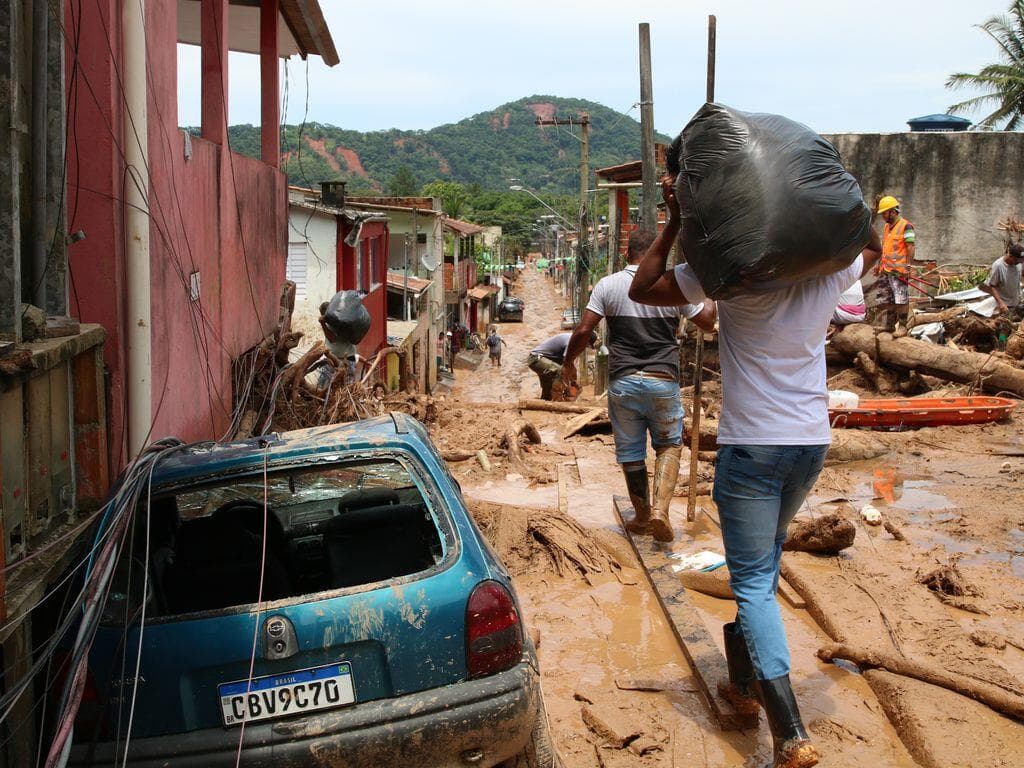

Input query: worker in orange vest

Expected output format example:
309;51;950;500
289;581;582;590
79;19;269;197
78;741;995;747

872;195;916;330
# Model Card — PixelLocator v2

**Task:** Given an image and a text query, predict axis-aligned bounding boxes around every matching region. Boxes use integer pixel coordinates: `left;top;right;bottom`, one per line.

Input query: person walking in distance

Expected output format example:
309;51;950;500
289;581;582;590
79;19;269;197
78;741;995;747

873;195;915;331
560;229;715;542
485;326;507;366
629;175;882;768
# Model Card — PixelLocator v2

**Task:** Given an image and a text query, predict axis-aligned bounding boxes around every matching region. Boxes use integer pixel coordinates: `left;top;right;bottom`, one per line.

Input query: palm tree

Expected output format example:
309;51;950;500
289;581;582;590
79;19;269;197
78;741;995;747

947;1;1024;129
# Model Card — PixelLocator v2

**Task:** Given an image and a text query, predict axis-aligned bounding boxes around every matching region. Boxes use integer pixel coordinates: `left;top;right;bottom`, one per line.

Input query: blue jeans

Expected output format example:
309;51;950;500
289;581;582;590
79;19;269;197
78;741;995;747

607;375;682;463
713;444;828;680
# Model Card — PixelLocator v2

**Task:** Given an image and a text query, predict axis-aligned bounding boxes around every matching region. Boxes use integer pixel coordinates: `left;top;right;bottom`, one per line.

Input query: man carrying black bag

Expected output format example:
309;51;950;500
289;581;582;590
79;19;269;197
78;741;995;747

631;175;881;768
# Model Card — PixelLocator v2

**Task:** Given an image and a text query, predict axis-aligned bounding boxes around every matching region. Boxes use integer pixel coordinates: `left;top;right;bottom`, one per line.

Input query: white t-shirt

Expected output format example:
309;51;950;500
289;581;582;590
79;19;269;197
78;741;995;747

674;255;864;445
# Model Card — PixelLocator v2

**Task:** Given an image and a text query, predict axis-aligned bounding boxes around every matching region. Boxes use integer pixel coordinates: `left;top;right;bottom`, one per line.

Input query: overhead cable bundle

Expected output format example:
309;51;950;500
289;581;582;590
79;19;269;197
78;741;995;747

669;103;872;299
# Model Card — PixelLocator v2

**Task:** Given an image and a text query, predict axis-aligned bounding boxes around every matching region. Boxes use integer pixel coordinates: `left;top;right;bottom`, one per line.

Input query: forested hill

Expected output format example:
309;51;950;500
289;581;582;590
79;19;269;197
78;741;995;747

224;96;673;195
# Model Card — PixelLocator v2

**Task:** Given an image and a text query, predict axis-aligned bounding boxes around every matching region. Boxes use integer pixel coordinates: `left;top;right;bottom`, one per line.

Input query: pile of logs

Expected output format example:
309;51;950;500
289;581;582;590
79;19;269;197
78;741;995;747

830;323;1024;398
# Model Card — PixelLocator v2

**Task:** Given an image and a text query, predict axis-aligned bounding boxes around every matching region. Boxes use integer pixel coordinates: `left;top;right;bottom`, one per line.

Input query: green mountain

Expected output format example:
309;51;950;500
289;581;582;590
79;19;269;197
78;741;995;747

226;96;672;195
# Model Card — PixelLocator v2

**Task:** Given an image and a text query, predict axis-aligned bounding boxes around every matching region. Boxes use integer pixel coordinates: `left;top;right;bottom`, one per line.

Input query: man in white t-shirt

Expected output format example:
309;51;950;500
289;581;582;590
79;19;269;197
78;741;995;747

629;175;882;768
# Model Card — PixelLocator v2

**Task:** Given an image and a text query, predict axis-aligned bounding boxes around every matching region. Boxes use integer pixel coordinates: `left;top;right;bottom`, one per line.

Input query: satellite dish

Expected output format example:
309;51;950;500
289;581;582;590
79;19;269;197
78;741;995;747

420;252;440;272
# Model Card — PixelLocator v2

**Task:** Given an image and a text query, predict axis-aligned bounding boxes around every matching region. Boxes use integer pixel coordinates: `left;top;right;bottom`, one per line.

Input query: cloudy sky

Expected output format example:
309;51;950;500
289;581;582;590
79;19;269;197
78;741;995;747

178;0;1013;136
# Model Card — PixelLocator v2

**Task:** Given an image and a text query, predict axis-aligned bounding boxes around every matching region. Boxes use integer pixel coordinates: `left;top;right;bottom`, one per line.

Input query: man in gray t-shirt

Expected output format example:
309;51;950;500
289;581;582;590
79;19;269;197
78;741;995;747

979;244;1024;316
561;229;715;542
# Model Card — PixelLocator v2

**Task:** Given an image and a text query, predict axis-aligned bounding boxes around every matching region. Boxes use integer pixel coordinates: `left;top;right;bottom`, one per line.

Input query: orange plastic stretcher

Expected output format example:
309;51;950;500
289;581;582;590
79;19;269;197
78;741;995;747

829;396;1017;429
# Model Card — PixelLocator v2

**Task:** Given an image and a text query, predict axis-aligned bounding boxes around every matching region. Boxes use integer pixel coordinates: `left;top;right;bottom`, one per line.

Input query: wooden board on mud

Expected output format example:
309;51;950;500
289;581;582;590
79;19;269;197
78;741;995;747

611;495;759;731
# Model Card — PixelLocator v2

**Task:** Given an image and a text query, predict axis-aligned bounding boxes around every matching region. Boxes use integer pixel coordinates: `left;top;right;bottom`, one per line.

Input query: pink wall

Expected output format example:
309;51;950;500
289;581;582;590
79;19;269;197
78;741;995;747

66;0;287;462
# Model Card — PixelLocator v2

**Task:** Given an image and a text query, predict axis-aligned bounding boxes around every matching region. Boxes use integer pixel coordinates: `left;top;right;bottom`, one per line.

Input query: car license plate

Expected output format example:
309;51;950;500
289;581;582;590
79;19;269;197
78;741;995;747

218;662;355;726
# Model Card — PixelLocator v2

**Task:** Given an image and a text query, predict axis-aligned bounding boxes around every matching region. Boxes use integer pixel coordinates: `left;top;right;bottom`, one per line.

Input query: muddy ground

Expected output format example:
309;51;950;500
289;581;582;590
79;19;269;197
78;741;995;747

434;265;1024;768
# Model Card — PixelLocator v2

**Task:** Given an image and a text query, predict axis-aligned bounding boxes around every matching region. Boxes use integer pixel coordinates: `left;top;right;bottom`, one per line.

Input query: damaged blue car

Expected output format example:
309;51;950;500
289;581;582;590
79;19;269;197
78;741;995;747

70;414;555;767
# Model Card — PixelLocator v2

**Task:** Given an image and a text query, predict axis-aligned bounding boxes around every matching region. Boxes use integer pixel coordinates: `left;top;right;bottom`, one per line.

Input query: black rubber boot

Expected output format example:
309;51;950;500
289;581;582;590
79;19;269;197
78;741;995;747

718;622;759;716
751;676;819;768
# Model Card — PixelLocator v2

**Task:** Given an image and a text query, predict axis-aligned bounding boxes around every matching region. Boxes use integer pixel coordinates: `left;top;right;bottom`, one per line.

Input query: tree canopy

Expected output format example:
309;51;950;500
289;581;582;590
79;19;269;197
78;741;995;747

947;1;1024;129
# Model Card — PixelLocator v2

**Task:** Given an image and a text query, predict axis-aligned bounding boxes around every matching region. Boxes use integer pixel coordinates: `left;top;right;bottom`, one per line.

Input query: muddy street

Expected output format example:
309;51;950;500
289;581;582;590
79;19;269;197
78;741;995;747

435;264;1024;768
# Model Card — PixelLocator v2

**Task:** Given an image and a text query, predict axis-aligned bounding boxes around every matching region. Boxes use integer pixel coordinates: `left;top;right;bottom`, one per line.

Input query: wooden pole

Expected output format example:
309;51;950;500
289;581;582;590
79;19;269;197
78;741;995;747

639;23;657;235
687;14;716;523
706;14;717;103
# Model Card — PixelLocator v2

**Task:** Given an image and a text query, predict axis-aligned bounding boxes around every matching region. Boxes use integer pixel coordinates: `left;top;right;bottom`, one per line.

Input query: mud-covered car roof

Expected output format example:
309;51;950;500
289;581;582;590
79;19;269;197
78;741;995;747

149;413;432;488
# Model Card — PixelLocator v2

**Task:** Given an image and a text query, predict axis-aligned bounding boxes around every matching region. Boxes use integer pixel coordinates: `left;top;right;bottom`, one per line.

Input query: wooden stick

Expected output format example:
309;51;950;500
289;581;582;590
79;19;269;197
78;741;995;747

517;399;592;414
818;642;1024;722
687;333;705;522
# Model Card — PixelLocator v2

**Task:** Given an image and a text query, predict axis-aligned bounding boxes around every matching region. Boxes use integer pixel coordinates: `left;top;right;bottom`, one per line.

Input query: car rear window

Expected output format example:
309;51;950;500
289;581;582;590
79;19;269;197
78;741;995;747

105;459;446;621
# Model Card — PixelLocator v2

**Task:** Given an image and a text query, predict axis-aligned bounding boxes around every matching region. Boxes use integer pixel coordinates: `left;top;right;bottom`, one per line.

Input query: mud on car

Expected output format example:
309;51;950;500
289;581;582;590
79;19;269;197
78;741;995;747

69;414;556;767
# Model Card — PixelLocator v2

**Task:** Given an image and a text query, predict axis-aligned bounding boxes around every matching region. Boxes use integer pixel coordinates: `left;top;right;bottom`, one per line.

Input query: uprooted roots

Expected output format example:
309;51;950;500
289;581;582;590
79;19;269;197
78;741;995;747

468;500;624;579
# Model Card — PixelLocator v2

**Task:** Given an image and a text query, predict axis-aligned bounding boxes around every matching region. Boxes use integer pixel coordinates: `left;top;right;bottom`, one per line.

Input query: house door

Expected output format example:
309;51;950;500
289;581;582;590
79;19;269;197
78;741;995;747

469;301;478;333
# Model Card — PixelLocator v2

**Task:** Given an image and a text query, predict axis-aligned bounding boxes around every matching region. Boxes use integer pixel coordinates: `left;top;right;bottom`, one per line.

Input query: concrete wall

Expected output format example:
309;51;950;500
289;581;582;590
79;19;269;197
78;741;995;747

825;131;1024;266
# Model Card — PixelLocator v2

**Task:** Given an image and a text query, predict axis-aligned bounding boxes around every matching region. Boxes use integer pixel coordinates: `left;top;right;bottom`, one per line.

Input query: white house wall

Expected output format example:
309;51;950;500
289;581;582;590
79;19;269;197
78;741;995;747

287;207;338;341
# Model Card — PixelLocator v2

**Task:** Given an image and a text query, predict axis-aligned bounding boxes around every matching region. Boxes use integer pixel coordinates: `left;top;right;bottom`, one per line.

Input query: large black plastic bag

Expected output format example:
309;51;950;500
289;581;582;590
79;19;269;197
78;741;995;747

320;290;371;357
668;103;871;299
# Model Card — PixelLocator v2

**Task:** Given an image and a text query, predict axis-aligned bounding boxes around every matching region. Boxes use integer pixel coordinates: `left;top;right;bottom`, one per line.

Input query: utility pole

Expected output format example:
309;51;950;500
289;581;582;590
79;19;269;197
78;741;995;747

639;23;657;235
535;114;590;318
687;13;716;524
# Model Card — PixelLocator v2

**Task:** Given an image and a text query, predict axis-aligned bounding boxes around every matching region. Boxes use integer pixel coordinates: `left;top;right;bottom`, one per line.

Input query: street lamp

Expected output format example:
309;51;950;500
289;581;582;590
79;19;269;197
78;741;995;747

509;184;574;230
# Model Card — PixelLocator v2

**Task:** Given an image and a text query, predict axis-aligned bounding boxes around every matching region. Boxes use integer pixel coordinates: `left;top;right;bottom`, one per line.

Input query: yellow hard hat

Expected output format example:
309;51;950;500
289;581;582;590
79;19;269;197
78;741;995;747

877;195;900;214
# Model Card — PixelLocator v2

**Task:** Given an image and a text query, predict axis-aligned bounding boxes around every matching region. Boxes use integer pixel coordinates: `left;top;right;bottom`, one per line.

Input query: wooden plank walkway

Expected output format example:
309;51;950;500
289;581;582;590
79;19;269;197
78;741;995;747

611;495;759;731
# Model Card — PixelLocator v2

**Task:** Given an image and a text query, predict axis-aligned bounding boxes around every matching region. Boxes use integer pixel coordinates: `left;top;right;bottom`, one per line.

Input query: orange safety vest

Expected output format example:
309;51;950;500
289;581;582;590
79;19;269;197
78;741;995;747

881;217;913;274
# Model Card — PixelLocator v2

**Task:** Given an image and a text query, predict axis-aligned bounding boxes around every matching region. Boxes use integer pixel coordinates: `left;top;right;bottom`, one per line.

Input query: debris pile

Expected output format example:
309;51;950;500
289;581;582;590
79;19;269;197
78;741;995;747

230;282;436;437
467;500;624;579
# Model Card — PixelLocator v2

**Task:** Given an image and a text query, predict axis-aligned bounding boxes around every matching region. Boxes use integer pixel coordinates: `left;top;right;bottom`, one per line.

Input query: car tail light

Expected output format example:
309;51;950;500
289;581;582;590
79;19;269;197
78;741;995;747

466;580;522;678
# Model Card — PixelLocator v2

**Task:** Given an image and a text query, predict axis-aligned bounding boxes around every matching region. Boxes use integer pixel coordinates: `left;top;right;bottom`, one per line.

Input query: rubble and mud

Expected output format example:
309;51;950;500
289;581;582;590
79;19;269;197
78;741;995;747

428;264;1024;768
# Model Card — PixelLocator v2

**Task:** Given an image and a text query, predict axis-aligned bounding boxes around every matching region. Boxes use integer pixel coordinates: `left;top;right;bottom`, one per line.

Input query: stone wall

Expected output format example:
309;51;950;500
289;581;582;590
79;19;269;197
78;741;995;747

825;132;1024;266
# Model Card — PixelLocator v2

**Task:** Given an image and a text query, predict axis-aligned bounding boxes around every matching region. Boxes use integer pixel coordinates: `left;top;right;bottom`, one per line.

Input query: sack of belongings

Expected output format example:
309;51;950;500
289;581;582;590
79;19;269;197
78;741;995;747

320;290;371;358
668;103;872;299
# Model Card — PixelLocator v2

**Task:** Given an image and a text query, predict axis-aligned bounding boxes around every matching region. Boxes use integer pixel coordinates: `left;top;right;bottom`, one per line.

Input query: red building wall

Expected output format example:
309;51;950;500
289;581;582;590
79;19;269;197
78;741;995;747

66;0;287;464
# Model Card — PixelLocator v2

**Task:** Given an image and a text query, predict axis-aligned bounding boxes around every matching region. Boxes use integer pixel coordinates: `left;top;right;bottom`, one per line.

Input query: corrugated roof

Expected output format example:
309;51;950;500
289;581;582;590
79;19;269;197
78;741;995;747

386;271;433;295
595;144;667;183
467;285;497;300
442;217;485;236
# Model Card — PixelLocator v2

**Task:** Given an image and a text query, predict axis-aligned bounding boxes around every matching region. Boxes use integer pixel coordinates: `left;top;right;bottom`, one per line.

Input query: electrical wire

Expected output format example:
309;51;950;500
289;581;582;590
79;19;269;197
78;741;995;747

233;444;271;766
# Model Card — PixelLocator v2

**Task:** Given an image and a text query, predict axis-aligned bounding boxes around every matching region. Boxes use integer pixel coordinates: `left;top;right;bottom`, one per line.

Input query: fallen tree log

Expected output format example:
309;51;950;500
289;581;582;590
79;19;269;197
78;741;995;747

518;399;593;414
907;305;967;329
831;323;1024;397
854;351;898;395
818;642;1024;722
